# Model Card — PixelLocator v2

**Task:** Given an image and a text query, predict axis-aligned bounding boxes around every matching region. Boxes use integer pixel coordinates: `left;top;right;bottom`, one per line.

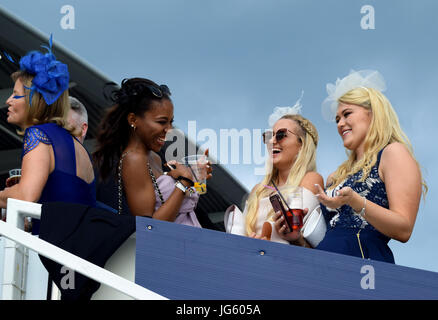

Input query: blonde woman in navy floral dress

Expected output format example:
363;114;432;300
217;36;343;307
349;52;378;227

314;70;427;263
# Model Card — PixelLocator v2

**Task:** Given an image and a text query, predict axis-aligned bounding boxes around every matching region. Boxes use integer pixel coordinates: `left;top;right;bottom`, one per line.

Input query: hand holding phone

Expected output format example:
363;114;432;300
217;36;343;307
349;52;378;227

164;161;193;183
269;194;293;232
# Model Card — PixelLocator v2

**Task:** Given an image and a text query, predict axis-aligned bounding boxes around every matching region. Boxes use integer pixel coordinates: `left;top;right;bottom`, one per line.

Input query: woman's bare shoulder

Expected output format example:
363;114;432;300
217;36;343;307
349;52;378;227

122;151;149;173
382;142;411;159
301;171;324;194
302;171;324;185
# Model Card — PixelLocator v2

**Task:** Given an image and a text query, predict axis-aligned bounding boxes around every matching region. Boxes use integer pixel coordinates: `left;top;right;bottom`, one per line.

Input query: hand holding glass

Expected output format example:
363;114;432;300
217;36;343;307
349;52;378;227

287;187;304;231
182;155;207;194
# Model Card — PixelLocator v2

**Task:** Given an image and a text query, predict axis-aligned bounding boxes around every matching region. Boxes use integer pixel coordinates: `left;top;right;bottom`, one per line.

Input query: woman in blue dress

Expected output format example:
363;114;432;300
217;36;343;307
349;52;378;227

312;70;427;263
0;37;95;220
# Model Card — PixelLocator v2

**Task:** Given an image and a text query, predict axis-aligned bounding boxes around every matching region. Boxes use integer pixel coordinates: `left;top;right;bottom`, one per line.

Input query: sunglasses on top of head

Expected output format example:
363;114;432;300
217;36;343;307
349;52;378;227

262;128;300;144
146;84;171;98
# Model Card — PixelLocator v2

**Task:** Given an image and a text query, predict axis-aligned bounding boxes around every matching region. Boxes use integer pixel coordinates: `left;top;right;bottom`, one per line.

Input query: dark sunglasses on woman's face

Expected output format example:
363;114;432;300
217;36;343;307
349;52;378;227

146;84;171;98
262;128;300;144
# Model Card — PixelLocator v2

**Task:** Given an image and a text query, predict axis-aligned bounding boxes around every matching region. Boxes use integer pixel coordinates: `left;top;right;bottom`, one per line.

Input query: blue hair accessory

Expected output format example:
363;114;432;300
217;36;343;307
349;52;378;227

1;51;17;64
18;34;69;106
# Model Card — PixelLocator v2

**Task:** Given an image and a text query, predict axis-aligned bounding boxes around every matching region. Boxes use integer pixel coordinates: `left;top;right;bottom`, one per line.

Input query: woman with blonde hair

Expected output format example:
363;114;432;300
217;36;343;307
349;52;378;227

0;36;96;233
314;70;427;263
237;98;324;245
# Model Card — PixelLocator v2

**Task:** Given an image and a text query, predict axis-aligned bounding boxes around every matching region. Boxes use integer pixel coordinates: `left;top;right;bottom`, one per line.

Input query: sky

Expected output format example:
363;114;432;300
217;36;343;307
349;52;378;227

1;0;438;273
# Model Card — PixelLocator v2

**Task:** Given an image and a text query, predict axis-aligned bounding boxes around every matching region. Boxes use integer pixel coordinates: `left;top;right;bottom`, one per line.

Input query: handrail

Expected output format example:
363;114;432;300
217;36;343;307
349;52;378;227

0;198;167;300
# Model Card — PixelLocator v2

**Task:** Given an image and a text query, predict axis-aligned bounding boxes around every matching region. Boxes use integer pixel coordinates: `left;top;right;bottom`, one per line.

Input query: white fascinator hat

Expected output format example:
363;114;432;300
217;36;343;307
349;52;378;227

321;69;386;122
268;90;304;127
262;91;305;175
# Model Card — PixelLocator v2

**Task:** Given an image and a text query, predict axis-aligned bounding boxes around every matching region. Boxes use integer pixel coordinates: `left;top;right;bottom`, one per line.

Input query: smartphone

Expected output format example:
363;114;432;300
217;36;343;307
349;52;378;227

269;194;293;232
163;163;176;172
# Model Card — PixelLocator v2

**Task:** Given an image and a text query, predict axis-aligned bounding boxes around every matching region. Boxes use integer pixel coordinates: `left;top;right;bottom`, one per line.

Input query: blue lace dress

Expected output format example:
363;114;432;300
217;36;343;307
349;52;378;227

315;149;395;264
23;123;96;234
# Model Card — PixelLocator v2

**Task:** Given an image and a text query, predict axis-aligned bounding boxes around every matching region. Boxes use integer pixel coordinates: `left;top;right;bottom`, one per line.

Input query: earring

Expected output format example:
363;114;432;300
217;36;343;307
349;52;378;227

131;124;136;130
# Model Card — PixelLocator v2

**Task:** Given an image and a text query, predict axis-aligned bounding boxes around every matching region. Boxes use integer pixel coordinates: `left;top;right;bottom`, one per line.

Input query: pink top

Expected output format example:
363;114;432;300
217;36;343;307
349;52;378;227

153;175;202;228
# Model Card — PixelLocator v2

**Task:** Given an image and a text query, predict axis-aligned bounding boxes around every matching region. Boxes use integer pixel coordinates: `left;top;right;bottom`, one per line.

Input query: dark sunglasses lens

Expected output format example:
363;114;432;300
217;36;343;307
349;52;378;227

263;131;272;144
275;129;287;141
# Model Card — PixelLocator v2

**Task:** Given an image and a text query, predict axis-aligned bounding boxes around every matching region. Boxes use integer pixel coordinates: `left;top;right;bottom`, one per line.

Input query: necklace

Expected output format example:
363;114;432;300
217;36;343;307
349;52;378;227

118;151;165;214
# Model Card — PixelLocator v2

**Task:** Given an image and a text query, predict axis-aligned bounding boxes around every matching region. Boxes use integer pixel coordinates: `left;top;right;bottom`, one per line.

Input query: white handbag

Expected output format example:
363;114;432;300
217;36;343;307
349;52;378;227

224;204;246;236
301;205;326;248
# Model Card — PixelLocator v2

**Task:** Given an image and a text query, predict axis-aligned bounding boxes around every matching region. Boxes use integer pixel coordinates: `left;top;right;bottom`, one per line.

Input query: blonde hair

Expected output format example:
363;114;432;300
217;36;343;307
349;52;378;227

245;114;319;235
329;87;427;196
11;71;75;135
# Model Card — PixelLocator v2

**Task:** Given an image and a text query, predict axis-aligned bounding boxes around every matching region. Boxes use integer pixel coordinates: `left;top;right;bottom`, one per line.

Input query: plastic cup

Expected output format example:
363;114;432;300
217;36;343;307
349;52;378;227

182;155;207;194
287;187;304;231
7;168;21;187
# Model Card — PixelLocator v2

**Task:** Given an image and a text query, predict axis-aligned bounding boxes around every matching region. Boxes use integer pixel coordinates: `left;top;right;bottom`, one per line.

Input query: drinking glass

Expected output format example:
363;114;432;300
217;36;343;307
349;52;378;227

182;155;207;194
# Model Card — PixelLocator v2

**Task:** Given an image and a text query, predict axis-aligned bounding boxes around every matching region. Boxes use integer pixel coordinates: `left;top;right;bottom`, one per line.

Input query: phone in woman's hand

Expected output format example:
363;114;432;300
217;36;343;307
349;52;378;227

269;194;293;232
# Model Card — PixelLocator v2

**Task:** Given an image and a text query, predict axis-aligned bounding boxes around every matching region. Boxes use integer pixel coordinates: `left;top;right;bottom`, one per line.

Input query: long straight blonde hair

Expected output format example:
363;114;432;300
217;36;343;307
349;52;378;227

245;114;319;235
329;87;427;195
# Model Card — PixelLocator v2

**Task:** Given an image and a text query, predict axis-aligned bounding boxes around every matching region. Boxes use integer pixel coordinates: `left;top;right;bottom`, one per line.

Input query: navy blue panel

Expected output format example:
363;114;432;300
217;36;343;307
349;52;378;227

135;217;438;300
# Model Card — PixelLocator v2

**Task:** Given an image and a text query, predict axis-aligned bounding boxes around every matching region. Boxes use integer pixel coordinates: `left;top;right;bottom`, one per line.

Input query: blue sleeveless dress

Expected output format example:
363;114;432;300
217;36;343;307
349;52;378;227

23;123;96;234
315;149;395;264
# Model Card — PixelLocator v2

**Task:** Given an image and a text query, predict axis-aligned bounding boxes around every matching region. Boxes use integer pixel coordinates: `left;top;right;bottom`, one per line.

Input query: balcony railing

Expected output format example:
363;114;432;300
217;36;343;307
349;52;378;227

0;198;167;300
3;197;438;300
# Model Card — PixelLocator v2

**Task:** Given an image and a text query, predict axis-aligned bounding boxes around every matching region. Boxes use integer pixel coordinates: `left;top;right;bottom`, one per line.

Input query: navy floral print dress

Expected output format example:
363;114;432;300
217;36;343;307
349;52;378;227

315;149;395;263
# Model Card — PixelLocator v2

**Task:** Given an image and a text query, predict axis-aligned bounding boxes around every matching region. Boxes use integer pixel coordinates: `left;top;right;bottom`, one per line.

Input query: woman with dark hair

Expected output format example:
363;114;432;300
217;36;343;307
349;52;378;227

93;78;207;226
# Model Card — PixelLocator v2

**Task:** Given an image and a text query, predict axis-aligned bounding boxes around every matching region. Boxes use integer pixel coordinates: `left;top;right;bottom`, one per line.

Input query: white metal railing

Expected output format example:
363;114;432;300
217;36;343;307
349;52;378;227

0;198;167;300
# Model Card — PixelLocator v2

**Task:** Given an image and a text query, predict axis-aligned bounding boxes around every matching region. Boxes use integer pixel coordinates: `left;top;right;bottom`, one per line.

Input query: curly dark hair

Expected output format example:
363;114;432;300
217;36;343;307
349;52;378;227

93;77;171;180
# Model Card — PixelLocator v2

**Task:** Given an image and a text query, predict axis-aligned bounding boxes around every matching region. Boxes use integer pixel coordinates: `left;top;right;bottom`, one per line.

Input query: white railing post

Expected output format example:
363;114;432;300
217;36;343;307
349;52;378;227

0;198;167;300
1;199;41;300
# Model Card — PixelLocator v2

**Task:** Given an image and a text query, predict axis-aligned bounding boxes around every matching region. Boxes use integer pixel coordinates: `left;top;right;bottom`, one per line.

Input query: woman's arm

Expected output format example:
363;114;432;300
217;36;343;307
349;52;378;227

0;143;51;207
363;142;421;242
316;142;422;242
122;152;193;221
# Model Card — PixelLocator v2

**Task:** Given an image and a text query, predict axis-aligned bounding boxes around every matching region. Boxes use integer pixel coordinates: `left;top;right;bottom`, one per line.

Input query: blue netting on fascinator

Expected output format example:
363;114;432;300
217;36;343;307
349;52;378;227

19;35;69;106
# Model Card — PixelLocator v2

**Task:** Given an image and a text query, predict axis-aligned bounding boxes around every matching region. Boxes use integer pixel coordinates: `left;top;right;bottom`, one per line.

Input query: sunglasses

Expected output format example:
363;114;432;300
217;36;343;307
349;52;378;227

146;84;171;98
262;128;300;144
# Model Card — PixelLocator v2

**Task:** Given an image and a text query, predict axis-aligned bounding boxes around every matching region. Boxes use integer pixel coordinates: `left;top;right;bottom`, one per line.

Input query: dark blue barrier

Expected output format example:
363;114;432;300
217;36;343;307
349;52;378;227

135;217;438;300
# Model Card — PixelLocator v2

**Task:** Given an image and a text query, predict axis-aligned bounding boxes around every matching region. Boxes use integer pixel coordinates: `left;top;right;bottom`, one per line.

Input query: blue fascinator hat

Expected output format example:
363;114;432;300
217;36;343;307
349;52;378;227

18;34;69;106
